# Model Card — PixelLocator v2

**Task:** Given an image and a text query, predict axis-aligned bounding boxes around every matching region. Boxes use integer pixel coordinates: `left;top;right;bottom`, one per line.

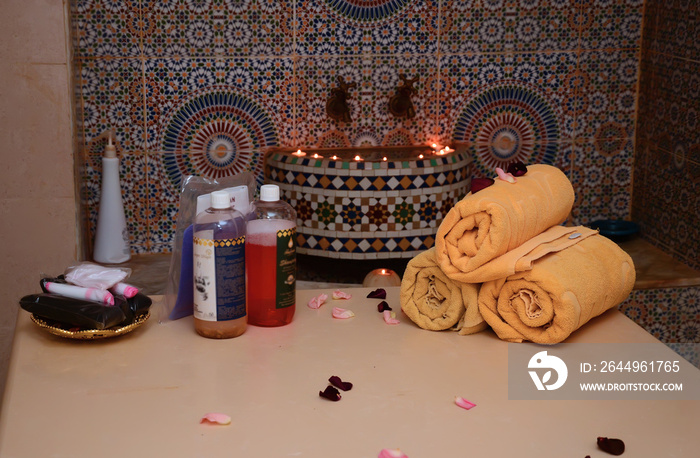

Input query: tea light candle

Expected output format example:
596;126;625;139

292;149;306;157
362;268;401;287
354;155;363;161
312;153;323;159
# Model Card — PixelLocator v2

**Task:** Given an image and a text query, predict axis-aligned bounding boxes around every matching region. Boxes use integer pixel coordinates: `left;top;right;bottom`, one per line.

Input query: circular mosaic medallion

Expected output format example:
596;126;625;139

453;81;559;175
323;0;411;25
159;88;277;189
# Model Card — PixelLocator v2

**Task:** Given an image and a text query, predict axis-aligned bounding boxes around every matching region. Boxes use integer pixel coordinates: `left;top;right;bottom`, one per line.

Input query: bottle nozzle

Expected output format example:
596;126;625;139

103;129;117;158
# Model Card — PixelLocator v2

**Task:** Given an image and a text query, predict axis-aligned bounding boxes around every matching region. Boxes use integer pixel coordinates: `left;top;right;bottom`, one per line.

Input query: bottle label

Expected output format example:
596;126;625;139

193;235;246;321
276;228;296;309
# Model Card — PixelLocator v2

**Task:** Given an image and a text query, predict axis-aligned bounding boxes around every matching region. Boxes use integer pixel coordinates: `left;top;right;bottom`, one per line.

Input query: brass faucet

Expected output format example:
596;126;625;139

389;74;419;119
326;76;356;123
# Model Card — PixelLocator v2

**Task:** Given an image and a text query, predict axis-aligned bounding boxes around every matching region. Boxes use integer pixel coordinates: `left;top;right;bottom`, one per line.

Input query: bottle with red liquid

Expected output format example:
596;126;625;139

246;185;297;327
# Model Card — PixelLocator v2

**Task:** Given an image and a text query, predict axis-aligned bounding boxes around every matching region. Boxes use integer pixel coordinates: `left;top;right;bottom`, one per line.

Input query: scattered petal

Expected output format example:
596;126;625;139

506;161;528;177
200;413;231;425
455;396;476;410
495;167;516;183
332;307;355;319
470;177;495;194
367;288;387;299
377;301;392;312
597;437;625;455
332;289;352;300
378;449;408;458
383;310;400;325
308;293;328;309
329;375;353;391
319;385;341;401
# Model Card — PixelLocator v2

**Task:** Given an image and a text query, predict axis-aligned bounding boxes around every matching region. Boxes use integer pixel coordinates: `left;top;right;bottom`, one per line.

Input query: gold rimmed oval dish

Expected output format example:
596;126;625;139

30;312;150;340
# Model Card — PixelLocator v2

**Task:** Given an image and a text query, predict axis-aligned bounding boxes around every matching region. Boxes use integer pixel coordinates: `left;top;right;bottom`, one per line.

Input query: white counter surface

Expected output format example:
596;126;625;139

1;287;699;457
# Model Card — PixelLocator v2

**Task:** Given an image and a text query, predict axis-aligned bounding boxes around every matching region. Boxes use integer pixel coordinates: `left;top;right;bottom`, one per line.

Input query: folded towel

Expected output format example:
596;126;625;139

400;248;485;335
444;225;598;283
477;234;635;344
436;164;575;282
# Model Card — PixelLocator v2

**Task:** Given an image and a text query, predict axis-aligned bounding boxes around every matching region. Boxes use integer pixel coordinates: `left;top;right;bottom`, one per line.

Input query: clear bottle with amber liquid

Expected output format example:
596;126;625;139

246;185;297;327
193;190;247;338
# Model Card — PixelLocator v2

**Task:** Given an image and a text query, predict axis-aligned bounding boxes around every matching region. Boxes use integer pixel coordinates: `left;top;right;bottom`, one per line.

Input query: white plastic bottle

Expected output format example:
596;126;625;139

246;184;297;327
93;132;131;264
193;190;247;338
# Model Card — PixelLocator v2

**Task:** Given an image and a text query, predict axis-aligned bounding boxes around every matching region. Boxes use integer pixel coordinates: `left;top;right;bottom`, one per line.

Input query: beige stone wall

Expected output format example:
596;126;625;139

0;0;77;407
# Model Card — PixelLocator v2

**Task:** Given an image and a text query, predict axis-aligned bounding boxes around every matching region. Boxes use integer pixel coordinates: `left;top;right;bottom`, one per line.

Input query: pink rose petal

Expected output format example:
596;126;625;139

332;289;352;300
382;310;400;325
307;293;329;309
332;307;355;319
495;167;516;183
378;449;408;458
454;396;476;410
200;413;231;425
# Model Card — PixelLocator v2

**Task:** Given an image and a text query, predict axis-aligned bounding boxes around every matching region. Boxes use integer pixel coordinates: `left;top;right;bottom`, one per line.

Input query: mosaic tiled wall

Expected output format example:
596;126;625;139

633;0;700;270
71;1;643;255
620;286;700;368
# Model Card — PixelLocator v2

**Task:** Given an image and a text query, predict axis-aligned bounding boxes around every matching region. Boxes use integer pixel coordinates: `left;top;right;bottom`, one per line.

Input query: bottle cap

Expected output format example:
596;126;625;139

260;184;279;202
211;190;231;209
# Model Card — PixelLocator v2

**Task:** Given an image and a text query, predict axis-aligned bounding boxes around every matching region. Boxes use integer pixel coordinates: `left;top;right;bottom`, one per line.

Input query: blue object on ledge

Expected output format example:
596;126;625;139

587;219;640;242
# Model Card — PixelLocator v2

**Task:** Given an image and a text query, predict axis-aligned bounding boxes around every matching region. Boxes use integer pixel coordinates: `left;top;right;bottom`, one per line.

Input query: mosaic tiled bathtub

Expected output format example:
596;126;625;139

265;146;471;259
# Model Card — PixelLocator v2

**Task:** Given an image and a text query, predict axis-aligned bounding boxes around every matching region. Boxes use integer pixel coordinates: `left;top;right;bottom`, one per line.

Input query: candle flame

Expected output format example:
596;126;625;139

354;155;362;161
293;149;306;156
381;269;386;274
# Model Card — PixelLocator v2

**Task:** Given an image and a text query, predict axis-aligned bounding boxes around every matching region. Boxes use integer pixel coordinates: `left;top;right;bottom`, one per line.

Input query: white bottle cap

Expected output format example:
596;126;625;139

260;184;279;202
211;190;231;209
225;185;250;214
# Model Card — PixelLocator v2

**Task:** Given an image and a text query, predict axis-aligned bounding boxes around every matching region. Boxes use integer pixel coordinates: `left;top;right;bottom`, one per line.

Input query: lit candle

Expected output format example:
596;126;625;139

292;149;306;157
444;146;453;153
431;143;438;149
418;154;424;159
312;153;323;159
382;156;387;161
362;268;401;287
331;155;338;160
354;155;363;161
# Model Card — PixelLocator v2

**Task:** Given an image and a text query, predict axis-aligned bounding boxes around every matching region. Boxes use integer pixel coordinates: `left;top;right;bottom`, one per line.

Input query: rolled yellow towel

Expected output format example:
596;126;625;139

446;225;599;283
400;248;485;335
436;164;574;282
477;234;636;344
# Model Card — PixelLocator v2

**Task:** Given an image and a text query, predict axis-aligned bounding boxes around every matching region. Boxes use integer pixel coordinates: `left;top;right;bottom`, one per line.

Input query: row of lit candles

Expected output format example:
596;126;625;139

291;144;453;161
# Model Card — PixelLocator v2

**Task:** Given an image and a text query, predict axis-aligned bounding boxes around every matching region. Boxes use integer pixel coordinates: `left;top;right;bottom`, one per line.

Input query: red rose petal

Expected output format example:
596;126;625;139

329;375;353;391
470;177;495;194
367;288;387;299
319;385;341;401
